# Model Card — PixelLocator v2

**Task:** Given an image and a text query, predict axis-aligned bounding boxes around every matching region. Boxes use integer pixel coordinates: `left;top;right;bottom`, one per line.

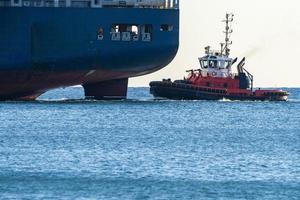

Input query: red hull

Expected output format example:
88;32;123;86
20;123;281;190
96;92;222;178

150;81;289;101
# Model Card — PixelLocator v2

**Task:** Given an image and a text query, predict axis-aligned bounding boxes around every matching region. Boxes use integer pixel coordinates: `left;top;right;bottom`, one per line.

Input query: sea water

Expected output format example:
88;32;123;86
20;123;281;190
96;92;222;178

0;87;299;199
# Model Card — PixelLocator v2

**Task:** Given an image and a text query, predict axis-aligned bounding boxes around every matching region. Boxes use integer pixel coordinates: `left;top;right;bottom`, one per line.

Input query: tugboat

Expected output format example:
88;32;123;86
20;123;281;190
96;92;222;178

150;13;288;101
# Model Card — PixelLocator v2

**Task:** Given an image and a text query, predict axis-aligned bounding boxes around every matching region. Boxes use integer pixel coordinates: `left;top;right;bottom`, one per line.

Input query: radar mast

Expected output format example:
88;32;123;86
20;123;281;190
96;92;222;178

221;13;234;57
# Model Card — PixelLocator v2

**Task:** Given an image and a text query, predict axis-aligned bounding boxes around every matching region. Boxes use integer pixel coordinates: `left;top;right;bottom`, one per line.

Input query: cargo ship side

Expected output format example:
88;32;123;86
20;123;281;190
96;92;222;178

0;0;179;100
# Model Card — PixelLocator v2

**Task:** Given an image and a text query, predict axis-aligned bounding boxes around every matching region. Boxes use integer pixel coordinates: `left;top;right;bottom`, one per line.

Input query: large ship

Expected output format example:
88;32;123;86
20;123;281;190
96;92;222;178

0;0;179;100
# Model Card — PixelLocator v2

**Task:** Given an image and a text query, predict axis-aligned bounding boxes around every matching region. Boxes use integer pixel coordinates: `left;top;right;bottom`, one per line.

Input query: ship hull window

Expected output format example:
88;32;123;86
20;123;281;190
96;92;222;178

110;24;140;41
91;0;102;8
160;24;174;31
11;0;22;6
141;25;152;42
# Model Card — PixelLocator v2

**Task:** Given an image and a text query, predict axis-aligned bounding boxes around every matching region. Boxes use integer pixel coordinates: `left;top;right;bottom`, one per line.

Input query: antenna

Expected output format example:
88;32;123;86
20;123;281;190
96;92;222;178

221;13;234;56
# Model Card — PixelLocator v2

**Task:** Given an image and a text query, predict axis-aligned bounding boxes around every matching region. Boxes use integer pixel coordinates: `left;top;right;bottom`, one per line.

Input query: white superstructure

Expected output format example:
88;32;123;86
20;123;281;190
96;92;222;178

198;13;236;78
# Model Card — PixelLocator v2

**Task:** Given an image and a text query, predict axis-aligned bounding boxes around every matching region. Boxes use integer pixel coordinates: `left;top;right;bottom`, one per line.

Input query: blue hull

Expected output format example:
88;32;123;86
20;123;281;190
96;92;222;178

0;7;179;99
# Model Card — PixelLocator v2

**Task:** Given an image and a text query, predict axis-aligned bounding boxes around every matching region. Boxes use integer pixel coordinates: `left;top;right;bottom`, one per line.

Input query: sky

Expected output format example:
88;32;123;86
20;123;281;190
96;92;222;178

129;0;300;87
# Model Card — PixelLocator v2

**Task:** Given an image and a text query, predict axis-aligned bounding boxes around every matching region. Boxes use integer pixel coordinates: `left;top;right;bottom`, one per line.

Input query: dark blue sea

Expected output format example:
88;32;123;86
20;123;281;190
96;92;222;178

0;87;299;199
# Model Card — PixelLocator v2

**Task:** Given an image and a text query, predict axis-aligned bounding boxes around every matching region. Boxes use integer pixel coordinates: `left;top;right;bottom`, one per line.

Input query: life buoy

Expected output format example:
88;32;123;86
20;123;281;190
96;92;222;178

97;35;104;40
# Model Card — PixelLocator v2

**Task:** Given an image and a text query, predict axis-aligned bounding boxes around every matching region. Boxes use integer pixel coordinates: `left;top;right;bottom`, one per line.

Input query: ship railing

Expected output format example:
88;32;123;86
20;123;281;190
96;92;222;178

0;0;179;9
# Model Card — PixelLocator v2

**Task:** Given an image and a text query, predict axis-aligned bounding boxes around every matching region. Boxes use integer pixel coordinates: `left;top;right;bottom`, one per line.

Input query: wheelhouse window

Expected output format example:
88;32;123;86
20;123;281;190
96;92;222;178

225;61;231;69
209;60;217;68
217;60;231;69
200;56;232;69
200;60;208;69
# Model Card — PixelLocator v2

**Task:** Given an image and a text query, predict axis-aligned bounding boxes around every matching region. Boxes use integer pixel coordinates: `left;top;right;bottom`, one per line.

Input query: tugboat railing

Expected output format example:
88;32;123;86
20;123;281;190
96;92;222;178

0;0;179;9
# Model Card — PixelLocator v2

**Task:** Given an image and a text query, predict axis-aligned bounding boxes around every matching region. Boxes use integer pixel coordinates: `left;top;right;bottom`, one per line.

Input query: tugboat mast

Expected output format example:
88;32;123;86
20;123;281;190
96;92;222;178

221;13;234;57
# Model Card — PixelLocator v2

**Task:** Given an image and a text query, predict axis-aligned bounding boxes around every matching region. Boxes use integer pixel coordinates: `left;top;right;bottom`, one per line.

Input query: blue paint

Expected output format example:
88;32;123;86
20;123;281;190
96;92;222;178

0;7;179;72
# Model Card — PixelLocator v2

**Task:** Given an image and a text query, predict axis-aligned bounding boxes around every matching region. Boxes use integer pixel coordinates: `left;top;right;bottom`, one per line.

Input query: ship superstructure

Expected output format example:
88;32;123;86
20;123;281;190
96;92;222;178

0;0;179;100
